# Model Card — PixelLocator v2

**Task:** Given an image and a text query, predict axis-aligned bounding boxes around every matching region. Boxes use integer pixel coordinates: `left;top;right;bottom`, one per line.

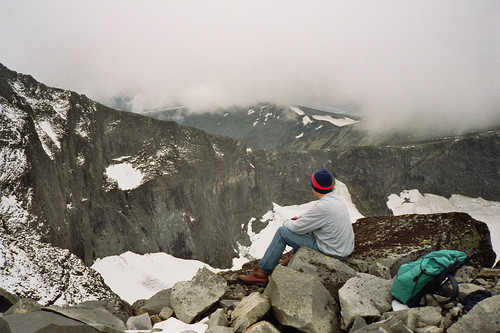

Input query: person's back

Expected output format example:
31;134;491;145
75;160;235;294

284;191;354;259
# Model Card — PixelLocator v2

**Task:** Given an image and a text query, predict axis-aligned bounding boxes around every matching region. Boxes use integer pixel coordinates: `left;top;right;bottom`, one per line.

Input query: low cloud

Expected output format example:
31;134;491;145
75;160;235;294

1;1;498;136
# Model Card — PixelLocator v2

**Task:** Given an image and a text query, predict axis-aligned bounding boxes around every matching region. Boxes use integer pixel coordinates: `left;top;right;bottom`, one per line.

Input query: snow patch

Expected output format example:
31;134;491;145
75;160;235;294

289;106;305;115
92;251;218;304
296;132;304;139
248;109;255;115
105;163;144;190
39;120;61;149
302;116;312;126
312;115;358;127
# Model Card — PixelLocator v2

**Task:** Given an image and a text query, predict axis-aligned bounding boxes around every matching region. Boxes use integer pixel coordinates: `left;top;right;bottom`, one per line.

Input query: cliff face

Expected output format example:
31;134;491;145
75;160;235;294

0;64;330;268
1;63;498;270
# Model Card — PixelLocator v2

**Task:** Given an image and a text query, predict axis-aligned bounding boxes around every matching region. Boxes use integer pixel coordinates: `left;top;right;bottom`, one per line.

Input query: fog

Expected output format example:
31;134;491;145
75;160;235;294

1;1;499;136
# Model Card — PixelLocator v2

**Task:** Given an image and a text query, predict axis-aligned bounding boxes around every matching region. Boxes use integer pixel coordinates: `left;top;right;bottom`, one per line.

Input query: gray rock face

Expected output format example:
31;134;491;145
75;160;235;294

287;246;358;302
447;294;500;333
170;267;227;324
264;265;340;333
338;273;393;329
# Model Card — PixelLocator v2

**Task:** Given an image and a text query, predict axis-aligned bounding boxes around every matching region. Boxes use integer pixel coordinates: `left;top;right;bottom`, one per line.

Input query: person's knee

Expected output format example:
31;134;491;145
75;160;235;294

277;225;292;237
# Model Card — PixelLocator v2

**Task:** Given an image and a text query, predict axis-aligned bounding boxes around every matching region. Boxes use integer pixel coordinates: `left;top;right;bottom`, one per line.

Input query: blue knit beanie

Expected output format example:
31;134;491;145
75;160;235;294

311;168;334;194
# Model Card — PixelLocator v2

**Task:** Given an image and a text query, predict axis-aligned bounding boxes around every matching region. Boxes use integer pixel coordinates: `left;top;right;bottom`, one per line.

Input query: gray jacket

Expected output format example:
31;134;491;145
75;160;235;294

284;192;354;258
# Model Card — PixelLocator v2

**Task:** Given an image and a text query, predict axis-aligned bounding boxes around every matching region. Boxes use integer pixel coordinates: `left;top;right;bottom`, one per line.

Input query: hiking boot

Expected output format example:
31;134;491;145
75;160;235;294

278;252;293;266
238;266;269;286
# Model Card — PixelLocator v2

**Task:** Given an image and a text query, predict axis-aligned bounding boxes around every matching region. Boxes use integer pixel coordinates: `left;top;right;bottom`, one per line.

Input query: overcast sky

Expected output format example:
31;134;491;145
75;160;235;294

1;1;499;135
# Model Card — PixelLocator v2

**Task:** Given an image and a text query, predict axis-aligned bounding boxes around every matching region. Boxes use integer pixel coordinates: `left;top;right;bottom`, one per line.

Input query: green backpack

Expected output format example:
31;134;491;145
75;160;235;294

391;249;472;307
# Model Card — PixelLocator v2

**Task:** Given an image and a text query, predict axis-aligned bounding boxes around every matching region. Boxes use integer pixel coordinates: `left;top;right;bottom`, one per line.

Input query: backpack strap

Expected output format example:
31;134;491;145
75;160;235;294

438;274;459;305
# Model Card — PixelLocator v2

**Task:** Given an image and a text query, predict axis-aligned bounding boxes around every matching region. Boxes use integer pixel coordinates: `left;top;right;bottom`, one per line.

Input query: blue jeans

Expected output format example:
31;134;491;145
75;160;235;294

258;226;319;275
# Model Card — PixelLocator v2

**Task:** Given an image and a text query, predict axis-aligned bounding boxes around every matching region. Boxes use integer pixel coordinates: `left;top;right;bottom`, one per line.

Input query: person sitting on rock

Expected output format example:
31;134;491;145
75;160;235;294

238;168;355;286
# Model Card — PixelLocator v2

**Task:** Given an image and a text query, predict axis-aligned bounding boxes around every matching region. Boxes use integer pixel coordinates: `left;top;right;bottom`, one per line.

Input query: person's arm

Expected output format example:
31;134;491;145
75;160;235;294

284;204;327;234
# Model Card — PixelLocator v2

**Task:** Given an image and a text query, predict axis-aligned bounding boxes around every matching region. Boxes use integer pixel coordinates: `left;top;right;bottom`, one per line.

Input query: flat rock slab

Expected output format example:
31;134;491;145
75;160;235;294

351;213;496;268
0;310;99;333
43;305;126;332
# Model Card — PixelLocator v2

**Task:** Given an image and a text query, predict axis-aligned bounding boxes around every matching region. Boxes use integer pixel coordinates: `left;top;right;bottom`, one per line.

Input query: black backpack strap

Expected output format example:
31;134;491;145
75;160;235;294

438;274;459;305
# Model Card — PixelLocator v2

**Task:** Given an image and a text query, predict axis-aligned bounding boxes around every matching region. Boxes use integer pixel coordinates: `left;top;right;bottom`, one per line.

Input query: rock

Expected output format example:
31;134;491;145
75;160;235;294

349;316;367;332
475;268;500;279
0;310;99;333
170;267;227;323
230;292;271;332
350;315;412;333
0;288;19;313
345;258;369;273
380;306;443;331
43;305;126;332
367;263;392;279
242;321;281;333
447;294;500;332
350;213;496;269
219;299;241;309
338;273;393;329
138;289;171;316
126;312;152;330
209;308;229;328
151;314;162;325
206;327;236;333
287;246;358;302
74;298;133;323
4;298;41;315
414;326;443;333
453;265;478;283
264;265;340;333
452;283;486;300
159;306;174;320
131;299;147;315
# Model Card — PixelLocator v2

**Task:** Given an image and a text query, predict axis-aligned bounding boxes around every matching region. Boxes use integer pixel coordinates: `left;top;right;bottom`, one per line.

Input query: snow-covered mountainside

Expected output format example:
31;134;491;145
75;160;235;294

143;104;368;149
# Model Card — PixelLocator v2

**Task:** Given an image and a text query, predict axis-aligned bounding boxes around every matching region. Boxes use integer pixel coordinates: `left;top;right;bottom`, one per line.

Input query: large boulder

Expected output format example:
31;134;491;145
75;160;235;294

263;265;340;333
338;273;393;329
351;213;496;269
170;267;227;323
287;247;358;301
447;294;500;333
